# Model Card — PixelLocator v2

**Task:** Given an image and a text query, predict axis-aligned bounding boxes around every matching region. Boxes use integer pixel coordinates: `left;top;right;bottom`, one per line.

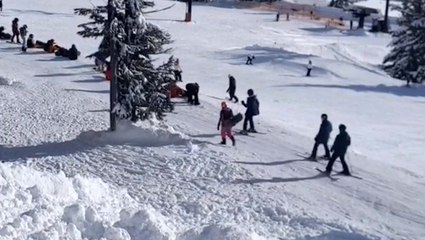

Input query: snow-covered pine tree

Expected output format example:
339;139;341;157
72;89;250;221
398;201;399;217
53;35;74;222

76;0;176;122
329;0;364;8
383;0;425;85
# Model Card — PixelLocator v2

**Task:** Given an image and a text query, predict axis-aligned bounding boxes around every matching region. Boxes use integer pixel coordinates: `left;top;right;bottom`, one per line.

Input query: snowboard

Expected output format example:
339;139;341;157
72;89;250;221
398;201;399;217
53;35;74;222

231;113;243;126
315;168;338;181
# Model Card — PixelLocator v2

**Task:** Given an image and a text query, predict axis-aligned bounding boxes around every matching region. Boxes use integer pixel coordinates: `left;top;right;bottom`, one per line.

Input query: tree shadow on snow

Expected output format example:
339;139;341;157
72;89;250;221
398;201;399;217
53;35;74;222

236;158;311;166
189;133;219;138
281;83;425;98
36;58;71;62
232;173;326;184
300;230;375;240
0;128;193;162
64;88;109;94
65;64;95;69
73;76;105;83
35;73;80;77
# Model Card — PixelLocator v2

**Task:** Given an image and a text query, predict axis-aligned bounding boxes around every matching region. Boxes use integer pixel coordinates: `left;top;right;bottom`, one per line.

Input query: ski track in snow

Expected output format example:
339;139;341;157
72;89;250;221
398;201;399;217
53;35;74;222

1;0;425;239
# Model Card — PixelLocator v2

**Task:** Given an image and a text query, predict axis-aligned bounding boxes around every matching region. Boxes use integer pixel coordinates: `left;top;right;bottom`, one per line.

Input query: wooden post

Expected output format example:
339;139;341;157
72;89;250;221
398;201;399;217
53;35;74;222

185;0;192;22
108;0;117;131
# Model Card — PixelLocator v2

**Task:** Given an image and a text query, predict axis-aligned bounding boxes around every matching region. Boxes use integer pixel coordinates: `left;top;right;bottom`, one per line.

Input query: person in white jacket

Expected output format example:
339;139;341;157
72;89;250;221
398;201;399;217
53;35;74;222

306;60;312;77
173;58;183;81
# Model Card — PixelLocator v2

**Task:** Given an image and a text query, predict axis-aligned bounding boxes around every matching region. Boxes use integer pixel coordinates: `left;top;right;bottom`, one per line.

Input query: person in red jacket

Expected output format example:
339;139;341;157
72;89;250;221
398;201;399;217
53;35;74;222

217;101;236;146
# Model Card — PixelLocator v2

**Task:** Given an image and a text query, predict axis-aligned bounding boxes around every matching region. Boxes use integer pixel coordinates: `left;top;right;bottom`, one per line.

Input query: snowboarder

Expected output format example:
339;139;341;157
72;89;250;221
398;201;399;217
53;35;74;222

217;101;236;146
173;58;183;82
246;55;255;65
309;113;332;161
19;24;28;52
185;82;200;105
241;89;259;134
325;124;351;175
227;74;239;103
306;60;312;77
11;18;20;43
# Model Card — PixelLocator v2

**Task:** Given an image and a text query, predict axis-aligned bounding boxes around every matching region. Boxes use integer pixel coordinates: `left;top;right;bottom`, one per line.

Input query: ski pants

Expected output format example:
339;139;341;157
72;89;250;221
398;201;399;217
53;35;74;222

311;141;331;159
243;114;254;131
326;152;349;173
221;125;233;139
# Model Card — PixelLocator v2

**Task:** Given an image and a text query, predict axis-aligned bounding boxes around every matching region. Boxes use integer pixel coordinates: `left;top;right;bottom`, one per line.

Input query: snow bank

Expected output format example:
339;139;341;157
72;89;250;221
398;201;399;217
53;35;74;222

0;76;19;87
0;164;176;240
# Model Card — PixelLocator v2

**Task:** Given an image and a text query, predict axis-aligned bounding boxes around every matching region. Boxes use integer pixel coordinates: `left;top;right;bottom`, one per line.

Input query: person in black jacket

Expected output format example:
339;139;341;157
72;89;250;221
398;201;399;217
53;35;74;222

309;113;332;160
68;44;80;60
326;124;351;175
241;89;259;133
185;82;200;105
11;18;20;43
0;26;12;40
226;74;238;103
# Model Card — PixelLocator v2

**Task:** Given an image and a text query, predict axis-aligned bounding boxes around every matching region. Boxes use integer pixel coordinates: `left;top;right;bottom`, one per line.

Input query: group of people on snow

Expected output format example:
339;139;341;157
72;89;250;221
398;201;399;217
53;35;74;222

1;17;80;60
308;113;352;175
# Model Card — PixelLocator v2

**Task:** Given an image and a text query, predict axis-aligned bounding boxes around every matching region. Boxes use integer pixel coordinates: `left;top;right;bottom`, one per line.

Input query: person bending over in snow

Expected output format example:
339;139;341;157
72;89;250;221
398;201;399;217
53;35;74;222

185;82;200;105
217;101;236;146
227;74;239;103
326;124;351;175
246;55;255;65
309;113;332;161
241;89;259;134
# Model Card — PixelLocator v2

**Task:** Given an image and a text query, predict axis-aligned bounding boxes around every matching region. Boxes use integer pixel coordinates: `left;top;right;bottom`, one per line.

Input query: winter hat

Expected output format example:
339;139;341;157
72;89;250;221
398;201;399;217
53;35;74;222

23;24;27;29
339;124;347;131
321;113;327;119
247;89;254;96
221;101;227;108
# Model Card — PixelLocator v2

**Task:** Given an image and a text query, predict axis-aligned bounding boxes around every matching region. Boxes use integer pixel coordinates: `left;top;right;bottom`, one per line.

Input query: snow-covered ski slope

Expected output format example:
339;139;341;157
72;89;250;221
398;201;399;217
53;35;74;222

1;0;424;239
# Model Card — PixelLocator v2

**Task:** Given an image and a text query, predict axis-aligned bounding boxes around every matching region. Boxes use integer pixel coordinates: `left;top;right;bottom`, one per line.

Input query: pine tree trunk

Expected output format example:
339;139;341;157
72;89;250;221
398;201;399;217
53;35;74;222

108;0;117;131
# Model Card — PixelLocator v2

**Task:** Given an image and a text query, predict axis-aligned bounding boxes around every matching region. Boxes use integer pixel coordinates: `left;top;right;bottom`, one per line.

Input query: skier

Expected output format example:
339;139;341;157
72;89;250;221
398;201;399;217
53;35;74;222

217;101;236;146
19;24;28;52
325;124;351;175
226;74;239;103
246;55;255;65
185;82;200;105
173;58;183;82
306;60;312;77
11;18;20;43
309;113;332;161
241;89;259;134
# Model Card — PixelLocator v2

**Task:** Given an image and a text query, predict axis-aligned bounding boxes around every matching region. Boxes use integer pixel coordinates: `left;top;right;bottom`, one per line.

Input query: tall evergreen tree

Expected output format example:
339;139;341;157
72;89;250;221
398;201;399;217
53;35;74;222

383;0;425;85
75;0;176;122
329;0;364;8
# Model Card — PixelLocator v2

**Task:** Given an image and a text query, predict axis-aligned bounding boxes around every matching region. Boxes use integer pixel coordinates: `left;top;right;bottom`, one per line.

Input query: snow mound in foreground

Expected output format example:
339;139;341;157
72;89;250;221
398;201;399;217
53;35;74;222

0;164;175;240
0;76;19;86
77;121;190;148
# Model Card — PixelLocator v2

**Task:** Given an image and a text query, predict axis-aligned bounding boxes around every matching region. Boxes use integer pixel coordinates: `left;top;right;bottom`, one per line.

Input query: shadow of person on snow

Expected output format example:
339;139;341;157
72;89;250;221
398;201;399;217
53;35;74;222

235;159;311;166
232;173;327;184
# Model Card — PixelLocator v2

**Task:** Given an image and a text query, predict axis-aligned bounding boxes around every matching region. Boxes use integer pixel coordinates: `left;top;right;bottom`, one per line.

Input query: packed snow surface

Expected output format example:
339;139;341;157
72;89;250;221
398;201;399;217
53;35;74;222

0;0;424;239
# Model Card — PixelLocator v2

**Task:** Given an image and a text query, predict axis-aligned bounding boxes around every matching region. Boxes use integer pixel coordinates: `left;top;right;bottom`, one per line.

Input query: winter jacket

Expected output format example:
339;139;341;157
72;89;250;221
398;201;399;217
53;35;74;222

227;76;236;91
218;108;234;128
331;131;351;155
68;45;79;60
315;119;332;143
19;27;27;38
27;37;35;48
242;95;259;116
12;21;19;34
307;63;312;70
185;83;199;94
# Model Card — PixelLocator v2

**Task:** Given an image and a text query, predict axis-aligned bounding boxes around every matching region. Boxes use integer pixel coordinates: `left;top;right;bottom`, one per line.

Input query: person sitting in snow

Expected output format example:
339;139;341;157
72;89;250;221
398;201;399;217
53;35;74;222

44;39;61;53
67;44;80;60
217;101;236;146
0;26;12;40
246;55;255;65
325;124;351;175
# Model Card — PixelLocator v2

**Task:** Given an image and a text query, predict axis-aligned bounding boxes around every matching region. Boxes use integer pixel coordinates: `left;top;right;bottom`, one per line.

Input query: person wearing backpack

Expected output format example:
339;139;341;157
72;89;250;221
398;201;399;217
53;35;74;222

241;89;259;134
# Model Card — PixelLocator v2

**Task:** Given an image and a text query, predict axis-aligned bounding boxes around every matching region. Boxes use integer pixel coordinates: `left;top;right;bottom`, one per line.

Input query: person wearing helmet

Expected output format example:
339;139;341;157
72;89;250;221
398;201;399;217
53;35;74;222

309;113;332;161
241;89;259;134
326;124;351;175
217;101;236;146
